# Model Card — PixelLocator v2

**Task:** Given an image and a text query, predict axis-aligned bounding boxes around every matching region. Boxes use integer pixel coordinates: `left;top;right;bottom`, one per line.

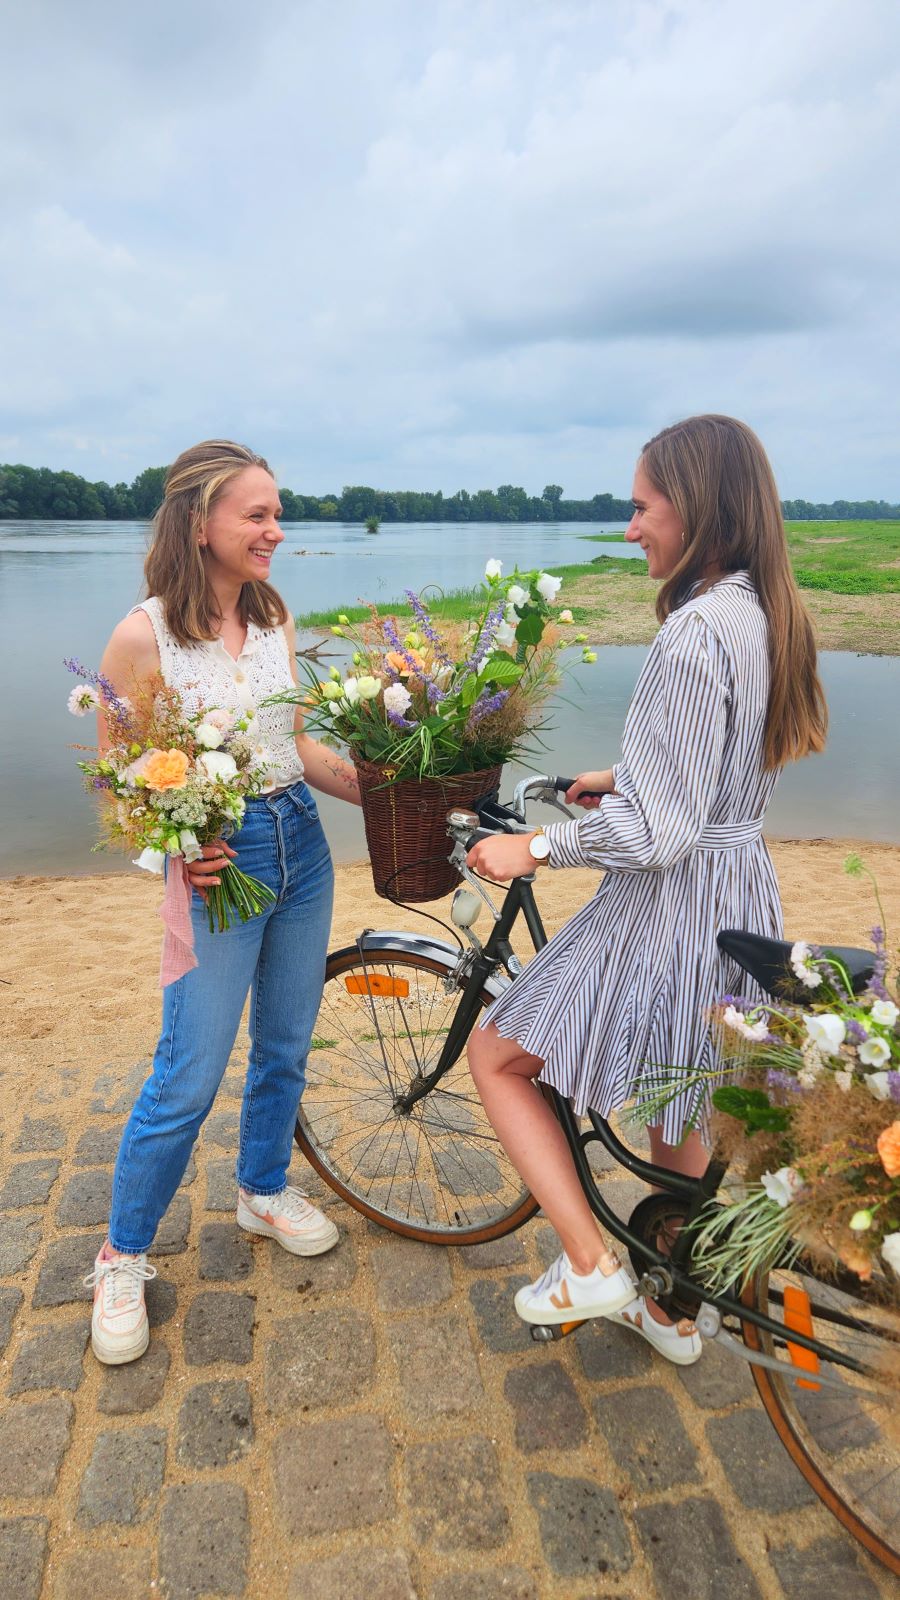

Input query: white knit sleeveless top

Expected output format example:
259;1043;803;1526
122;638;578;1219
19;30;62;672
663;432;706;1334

134;597;304;791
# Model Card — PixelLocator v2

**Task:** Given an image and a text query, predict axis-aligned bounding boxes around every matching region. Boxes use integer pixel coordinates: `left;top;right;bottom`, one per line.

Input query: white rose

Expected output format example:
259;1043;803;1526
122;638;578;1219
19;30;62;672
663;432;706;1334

178;829;203;862
194;722;224;749
761;1167;803;1208
484;559;502;580
494;620;517;649
804;1013;846;1056
864;1071;891;1101
506;583;528;608
859;1036;891;1068
882;1232;900;1278
356;675;381;700
833;1069;854;1093
871;1000;899;1028
342;677;361;705
536;572;562;602
197;751;239;784
133;847;166;874
383;683;412;715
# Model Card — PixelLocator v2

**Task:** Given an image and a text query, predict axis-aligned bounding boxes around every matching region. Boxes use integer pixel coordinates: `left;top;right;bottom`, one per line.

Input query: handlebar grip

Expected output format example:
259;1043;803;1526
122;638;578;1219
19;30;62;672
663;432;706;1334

554;776;605;799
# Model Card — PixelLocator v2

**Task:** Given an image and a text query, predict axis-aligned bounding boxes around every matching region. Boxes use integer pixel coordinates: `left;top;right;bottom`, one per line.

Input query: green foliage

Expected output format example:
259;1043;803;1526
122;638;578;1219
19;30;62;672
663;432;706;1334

784;521;900;594
711;1085;791;1135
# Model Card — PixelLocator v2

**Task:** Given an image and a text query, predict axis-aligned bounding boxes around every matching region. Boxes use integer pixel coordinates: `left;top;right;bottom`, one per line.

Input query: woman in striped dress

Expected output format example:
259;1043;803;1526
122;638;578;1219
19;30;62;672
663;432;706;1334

466;415;827;1362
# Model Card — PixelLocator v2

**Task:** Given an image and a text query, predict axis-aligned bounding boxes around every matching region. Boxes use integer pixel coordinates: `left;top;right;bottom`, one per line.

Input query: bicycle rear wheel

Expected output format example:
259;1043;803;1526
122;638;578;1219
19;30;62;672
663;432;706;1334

742;1265;900;1574
295;943;538;1244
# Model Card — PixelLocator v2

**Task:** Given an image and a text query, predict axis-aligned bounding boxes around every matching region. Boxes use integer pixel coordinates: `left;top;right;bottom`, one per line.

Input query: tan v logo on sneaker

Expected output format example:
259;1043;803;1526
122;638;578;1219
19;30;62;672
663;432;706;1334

549;1281;573;1310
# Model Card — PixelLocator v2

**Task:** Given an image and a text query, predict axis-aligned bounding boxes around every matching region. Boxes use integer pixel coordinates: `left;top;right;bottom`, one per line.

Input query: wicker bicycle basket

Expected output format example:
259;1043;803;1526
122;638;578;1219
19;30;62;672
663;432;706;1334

355;759;503;902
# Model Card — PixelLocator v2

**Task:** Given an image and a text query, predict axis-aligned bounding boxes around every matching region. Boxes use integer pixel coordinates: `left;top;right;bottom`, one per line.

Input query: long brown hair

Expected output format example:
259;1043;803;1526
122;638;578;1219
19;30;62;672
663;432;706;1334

144;439;289;645
641;414;827;769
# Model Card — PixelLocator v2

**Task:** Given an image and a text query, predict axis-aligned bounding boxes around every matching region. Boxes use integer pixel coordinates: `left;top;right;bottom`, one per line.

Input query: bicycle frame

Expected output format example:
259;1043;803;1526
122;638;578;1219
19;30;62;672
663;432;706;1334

375;865;875;1378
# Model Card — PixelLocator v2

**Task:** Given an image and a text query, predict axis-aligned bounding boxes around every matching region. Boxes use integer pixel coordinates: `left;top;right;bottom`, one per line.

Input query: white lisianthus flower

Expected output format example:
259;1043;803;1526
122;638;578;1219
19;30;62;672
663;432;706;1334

342;677;361;705
882;1232;900;1278
859;1036;891;1068
197;750;239;783
133;847;166;874
804;1013;846;1056
558;608;574;623
536;572;562;602
67;684;100;716
871;1000;899;1027
178;829;203;862
484;558;502;580
833;1069;854;1093
356;676;381;700
790;940;823;989
194;722;225;749
205;708;234;731
506;583;528;608
494;620;517;649
722;1004;769;1043
321;681;343;701
761;1167;803;1208
864;1071;892;1101
383;683;412;715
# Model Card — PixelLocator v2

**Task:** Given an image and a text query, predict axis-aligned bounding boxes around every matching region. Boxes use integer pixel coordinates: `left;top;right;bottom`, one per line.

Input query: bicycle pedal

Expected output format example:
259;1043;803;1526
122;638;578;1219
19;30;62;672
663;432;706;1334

783;1285;820;1391
529;1319;587;1343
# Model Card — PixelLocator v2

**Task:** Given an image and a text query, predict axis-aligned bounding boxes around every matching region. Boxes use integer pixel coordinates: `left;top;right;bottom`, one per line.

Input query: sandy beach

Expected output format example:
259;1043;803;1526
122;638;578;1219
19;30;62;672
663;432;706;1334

3;841;898;1108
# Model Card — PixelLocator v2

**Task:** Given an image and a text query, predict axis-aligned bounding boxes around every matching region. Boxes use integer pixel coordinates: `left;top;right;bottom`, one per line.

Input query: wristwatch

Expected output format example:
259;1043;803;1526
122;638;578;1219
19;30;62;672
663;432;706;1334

528;827;551;864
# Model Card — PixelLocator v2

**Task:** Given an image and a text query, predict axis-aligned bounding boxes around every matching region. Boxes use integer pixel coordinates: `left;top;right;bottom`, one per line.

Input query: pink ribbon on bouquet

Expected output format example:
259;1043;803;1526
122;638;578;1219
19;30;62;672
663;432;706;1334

158;856;199;987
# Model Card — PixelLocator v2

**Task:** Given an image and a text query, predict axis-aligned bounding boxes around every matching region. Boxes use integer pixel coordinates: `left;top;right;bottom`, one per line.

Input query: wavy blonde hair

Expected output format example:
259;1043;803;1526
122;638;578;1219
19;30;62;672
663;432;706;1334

144;439;288;646
642;414;827;769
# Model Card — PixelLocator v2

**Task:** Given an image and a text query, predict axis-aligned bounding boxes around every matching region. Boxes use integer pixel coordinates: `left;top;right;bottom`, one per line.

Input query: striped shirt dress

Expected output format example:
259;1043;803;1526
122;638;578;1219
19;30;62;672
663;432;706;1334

484;570;784;1143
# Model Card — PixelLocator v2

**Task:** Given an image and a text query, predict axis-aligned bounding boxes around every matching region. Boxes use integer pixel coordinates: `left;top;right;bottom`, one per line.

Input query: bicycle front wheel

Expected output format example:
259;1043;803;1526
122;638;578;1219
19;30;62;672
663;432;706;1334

743;1265;900;1575
295;943;538;1244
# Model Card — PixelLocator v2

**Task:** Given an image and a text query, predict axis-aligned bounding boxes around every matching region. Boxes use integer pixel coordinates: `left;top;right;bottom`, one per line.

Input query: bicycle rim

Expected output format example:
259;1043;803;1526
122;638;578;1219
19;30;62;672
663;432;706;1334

743;1265;900;1574
295;946;538;1243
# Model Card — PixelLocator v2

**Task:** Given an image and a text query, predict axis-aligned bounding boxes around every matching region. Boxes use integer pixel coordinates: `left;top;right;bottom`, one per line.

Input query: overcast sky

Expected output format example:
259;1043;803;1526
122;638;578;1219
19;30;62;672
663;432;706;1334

2;0;898;499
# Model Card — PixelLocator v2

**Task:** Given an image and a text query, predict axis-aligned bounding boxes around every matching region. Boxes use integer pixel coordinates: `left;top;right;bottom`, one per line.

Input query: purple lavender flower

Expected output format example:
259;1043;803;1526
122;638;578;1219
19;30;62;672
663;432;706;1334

386;708;418;730
468;686;509;728
766;1068;801;1094
404;590;453;665
63;657;131;725
888;1070;900;1103
847;1018;869;1044
869;926;890;1001
91;775;113;790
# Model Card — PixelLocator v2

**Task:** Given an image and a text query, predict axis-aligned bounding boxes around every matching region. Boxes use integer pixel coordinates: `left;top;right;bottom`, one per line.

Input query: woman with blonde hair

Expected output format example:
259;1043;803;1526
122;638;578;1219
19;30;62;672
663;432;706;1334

87;441;360;1365
467;414;827;1362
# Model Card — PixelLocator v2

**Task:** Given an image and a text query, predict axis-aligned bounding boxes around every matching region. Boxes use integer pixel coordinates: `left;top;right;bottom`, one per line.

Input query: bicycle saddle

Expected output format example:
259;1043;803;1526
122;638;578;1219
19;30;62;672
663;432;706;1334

717;929;875;1000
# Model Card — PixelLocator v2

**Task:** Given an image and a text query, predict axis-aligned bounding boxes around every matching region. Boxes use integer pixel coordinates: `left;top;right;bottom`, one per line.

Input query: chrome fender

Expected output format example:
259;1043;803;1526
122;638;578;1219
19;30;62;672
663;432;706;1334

329;929;511;1001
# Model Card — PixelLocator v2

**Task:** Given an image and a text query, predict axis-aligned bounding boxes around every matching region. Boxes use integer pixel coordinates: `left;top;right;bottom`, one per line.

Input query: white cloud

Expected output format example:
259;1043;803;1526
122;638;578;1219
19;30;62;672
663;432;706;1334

1;0;898;497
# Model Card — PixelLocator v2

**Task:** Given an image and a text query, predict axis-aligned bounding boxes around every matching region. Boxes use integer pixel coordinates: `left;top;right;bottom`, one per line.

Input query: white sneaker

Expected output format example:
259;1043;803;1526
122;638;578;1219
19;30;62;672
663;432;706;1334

608;1294;703;1365
85;1251;157;1365
514;1250;636;1326
237;1185;339;1256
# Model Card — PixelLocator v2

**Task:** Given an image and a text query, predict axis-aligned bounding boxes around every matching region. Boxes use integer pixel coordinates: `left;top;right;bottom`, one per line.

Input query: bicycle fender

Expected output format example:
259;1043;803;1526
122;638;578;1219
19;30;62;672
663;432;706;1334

336;929;511;1002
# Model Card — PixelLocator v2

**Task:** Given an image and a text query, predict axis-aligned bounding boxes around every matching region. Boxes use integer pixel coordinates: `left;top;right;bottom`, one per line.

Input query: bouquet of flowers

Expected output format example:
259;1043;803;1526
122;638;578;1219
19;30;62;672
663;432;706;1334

269;559;587;899
66;659;276;982
286;558;585;778
636;861;900;1297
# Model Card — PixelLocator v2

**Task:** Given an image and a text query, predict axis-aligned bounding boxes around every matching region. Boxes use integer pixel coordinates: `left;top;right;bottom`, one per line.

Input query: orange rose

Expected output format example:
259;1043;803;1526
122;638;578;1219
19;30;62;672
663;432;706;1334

143;748;190;791
385;649;425;677
876;1120;900;1180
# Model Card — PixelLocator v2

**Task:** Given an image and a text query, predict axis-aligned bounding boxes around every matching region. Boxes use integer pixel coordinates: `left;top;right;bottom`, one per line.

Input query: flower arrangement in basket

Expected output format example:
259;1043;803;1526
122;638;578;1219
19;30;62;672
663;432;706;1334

636;860;900;1298
65;659;276;983
272;560;586;900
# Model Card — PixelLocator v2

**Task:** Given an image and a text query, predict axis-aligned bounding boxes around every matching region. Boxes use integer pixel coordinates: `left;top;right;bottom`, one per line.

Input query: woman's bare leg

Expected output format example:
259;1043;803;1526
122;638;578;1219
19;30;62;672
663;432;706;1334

468;1023;620;1276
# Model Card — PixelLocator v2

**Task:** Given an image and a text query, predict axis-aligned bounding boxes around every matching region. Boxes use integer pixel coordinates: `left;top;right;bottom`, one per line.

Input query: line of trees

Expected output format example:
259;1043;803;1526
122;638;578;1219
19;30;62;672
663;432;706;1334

1;461;897;524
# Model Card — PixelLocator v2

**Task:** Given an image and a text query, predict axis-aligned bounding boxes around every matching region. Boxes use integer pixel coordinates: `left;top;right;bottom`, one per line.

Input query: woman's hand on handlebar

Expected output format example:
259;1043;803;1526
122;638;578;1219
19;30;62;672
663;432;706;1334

565;770;616;809
466;832;542;883
187;840;238;900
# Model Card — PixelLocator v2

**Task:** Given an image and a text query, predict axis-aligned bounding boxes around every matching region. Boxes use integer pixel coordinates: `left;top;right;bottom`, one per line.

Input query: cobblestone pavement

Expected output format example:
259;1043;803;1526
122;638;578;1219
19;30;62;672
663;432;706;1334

0;1047;895;1600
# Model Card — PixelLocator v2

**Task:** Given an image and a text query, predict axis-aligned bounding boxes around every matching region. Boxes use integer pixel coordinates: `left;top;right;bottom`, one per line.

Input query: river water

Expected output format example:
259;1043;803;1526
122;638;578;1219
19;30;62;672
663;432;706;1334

1;519;897;876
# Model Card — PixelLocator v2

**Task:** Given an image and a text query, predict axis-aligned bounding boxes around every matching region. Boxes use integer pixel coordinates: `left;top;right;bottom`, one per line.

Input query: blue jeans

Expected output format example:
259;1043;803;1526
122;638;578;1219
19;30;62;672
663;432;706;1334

108;783;334;1253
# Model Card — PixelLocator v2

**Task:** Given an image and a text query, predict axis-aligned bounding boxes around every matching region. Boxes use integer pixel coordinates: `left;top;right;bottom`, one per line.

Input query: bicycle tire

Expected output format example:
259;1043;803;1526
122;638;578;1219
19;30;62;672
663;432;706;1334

742;1265;900;1575
294;942;539;1244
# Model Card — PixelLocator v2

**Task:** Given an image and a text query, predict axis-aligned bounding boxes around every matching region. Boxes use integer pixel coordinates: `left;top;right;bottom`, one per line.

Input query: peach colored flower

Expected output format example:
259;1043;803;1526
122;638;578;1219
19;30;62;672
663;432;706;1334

386;649;425;677
143;748;190;791
876;1120;900;1180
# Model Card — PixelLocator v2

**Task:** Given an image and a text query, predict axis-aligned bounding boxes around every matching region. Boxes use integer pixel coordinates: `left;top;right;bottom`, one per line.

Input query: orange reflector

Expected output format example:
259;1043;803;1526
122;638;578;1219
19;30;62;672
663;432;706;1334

783;1285;820;1391
344;973;410;998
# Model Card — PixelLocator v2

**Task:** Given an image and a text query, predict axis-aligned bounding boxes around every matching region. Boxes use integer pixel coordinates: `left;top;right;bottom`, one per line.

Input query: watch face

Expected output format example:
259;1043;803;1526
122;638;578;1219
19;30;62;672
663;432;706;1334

529;834;551;861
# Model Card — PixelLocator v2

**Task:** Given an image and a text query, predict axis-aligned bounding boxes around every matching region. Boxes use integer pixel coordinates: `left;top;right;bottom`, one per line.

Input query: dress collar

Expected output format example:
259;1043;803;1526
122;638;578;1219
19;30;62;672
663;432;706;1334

204;620;263;665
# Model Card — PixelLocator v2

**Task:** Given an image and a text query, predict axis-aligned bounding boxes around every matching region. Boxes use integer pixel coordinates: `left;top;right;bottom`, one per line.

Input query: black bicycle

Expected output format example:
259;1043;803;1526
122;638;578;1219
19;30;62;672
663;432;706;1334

294;772;900;1575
